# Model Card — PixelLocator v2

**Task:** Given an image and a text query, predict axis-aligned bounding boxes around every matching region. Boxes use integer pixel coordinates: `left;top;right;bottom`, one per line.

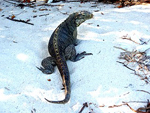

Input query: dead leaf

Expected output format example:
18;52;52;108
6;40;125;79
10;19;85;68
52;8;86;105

0;9;2;11
47;79;51;81
39;8;48;11
117;5;123;8
101;12;104;15
11;15;15;19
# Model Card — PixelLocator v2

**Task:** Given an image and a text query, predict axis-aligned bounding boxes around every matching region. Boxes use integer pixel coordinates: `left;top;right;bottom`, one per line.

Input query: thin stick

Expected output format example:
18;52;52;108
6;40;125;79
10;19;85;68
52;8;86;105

122;37;140;45
39;14;49;17
79;102;88;113
117;61;135;72
108;103;126;108
114;46;129;52
6;17;34;25
125;103;137;112
136;90;150;95
37;4;64;7
108;103;137;112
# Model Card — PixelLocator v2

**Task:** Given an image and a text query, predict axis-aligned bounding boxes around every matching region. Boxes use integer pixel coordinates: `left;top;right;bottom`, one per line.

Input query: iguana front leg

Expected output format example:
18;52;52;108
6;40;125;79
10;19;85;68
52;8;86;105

37;57;56;74
65;44;93;62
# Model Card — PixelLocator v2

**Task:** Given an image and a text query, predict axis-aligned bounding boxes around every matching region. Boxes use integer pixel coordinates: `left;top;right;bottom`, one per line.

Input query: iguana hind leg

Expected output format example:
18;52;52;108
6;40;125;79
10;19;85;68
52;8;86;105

37;57;56;74
65;44;93;62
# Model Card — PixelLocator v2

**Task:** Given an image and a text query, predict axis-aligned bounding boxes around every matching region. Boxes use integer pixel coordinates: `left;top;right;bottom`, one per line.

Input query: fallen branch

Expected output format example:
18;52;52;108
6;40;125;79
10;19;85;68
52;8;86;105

115;45;150;84
6;17;34;25
117;60;150;84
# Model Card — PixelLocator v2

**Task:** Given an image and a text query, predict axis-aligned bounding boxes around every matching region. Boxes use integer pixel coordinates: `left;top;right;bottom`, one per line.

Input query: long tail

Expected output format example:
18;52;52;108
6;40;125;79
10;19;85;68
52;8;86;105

45;54;71;104
44;93;70;104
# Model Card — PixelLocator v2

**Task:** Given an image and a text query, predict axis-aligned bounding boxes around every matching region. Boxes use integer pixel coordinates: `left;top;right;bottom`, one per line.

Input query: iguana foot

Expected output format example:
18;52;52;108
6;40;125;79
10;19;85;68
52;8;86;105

65;44;93;62
37;66;54;74
37;57;56;74
74;51;93;61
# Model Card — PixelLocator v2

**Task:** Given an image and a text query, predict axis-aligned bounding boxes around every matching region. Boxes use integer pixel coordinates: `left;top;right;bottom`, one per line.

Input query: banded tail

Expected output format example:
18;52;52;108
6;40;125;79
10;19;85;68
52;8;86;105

45;54;71;104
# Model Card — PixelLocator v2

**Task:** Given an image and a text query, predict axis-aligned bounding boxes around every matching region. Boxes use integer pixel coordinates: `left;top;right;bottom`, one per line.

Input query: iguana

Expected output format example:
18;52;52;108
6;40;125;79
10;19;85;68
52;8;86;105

37;11;93;104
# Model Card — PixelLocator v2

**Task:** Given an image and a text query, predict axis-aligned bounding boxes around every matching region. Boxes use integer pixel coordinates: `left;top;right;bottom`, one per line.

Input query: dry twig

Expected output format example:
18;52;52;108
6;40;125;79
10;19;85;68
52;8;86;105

79;102;88;113
37;4;64;7
108;101;150;113
108;103;137;112
114;45;150;84
136;90;150;95
6;17;34;25
108;103;127;108
117;61;135;72
122;37;140;45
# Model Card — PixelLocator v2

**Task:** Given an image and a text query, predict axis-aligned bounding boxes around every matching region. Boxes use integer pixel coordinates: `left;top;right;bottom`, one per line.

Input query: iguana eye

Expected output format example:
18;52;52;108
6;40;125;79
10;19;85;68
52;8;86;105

78;14;82;18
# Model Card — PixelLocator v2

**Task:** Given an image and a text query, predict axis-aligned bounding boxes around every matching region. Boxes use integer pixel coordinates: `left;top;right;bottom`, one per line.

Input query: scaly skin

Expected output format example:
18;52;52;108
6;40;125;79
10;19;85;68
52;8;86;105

38;11;93;104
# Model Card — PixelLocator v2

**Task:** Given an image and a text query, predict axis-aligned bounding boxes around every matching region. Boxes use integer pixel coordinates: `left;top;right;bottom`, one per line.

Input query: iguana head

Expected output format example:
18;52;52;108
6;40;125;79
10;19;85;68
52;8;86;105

74;11;93;27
